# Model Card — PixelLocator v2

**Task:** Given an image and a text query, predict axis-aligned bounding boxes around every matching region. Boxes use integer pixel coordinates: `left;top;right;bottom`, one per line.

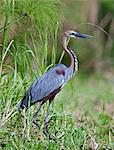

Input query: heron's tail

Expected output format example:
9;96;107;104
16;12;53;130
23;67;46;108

17;101;24;111
16;94;31;111
16;97;26;111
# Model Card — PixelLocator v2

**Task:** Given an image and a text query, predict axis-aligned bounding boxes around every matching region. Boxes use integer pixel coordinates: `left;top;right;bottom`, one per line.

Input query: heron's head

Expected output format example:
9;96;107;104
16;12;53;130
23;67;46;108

64;30;93;39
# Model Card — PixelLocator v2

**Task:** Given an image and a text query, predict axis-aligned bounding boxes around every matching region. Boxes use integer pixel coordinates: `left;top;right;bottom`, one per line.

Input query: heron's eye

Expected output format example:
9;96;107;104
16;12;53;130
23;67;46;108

69;32;77;36
69;33;74;35
69;33;72;35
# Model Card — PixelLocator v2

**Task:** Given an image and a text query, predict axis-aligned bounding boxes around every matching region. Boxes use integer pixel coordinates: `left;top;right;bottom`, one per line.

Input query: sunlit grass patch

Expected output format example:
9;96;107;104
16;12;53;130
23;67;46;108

0;73;114;149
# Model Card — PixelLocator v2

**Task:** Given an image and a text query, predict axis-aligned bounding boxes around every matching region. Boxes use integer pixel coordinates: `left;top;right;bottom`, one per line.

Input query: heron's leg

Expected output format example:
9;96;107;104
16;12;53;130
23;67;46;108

33;101;44;127
43;100;53;138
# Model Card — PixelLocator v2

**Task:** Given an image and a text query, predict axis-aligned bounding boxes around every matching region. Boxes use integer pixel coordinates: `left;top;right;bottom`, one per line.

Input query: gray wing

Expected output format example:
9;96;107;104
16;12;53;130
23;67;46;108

30;66;65;103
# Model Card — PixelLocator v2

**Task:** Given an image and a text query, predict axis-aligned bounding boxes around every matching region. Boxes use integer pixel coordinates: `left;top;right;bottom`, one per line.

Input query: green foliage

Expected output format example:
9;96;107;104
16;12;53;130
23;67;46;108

0;0;63;39
0;73;114;149
0;0;62;78
99;0;114;16
0;1;114;149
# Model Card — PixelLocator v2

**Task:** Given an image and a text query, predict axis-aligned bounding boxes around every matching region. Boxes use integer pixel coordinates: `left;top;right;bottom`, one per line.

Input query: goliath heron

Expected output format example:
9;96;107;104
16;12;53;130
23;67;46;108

17;30;92;137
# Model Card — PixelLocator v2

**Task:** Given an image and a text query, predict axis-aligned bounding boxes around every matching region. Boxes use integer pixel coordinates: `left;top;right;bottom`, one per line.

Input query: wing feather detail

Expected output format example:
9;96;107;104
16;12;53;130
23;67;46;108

30;66;65;103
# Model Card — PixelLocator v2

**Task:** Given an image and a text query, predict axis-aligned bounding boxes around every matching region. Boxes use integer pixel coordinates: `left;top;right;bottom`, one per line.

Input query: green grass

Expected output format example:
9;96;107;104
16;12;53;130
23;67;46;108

0;73;114;149
0;1;114;149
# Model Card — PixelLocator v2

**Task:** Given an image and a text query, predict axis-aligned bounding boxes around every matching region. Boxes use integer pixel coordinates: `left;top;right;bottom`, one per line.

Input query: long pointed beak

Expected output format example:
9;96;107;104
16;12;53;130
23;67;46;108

75;33;93;38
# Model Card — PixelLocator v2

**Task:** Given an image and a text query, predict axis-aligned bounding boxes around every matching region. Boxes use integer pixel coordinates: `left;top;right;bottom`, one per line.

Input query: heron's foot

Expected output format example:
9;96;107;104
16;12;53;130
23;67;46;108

43;125;57;140
43;129;50;139
43;129;56;140
33;117;40;129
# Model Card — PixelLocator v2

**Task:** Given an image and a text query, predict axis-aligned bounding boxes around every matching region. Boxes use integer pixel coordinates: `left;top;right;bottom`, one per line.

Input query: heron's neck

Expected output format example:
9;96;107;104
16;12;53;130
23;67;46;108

62;35;78;74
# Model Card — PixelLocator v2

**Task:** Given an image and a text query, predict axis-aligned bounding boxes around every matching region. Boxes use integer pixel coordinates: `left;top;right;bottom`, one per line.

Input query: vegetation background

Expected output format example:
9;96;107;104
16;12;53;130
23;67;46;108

0;0;114;149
